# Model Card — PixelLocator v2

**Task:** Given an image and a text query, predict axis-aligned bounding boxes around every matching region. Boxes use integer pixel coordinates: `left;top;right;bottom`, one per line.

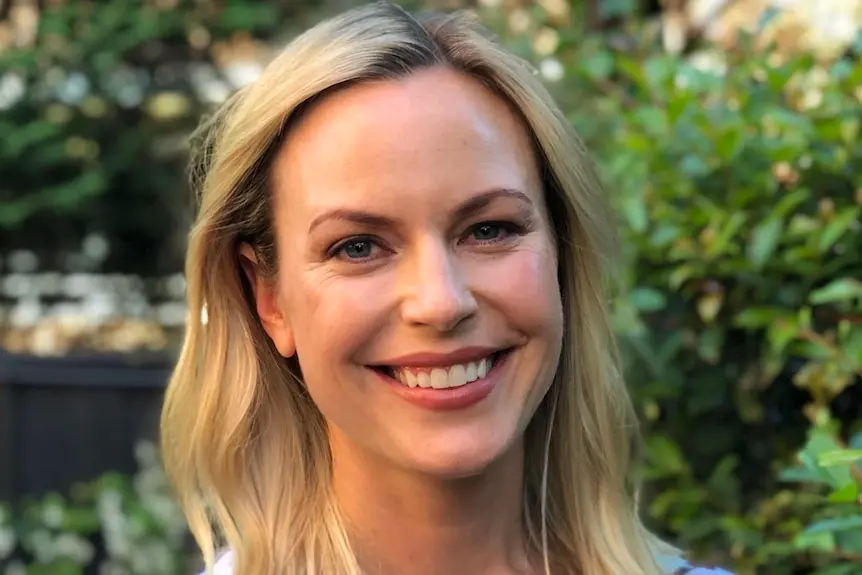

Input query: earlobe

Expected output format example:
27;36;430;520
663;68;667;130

238;243;296;358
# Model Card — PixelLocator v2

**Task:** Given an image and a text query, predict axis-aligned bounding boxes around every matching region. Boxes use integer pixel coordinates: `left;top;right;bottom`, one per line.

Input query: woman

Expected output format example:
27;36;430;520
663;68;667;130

160;2;735;574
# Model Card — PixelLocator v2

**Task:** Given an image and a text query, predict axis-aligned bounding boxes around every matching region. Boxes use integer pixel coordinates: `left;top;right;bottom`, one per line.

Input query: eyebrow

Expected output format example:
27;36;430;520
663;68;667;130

307;187;534;234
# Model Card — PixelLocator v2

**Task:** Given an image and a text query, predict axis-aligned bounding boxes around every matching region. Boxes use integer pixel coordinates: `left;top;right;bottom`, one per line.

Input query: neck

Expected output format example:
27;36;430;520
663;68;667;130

329;430;533;575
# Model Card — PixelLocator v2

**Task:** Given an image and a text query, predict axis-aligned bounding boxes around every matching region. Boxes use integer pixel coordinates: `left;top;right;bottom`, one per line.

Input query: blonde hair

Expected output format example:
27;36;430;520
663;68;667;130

161;2;676;573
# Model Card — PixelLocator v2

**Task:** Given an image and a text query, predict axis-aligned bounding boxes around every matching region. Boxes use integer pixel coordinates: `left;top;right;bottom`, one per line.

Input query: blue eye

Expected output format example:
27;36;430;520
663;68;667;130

341;239;374;259
471;223;504;241
331;236;381;261
466;221;521;244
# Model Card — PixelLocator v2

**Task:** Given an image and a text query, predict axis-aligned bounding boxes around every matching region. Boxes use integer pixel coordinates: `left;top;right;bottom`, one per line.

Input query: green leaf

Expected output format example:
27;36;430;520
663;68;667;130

818;207;860;253
780;465;833;486
773;188;811;217
829;59;855;81
629;287;666;312
827;482;859;503
715;127;745;160
734;307;788;329
644;57;674;95
679;154;710;178
707;211;747;258
747;216;783;268
217;3;279;32
805;516;862;535
634;107;668;138
836;525;862;553
646;435;689;476
809;278;862;305
583;49;614;81
697;325;724;364
794;529;836;551
799;429;855;489
669;264;700;290
818;449;862;467
599;0;638;19
0;121;61;159
615;55;646;87
619;194;648;232
810;563;862;575
767;318;800;355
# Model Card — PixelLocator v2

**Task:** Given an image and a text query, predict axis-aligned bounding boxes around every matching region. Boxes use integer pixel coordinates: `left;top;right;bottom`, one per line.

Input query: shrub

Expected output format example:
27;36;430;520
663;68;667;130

0;0;295;274
0;442;190;575
480;5;862;574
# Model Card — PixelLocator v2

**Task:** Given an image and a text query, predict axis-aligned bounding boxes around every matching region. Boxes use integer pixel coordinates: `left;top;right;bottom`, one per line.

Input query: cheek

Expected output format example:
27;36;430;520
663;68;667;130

286;272;389;362
473;243;562;333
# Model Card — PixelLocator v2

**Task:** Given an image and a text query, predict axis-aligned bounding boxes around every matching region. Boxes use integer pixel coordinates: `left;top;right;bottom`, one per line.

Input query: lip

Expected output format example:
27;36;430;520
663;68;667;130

374;345;504;368
371;348;513;411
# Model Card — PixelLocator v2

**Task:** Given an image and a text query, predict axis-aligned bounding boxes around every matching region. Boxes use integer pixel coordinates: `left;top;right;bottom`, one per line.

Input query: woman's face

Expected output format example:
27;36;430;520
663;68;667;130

255;66;564;478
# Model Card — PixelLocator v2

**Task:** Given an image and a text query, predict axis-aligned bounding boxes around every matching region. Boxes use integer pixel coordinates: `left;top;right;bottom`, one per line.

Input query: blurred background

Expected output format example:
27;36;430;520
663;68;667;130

0;0;860;573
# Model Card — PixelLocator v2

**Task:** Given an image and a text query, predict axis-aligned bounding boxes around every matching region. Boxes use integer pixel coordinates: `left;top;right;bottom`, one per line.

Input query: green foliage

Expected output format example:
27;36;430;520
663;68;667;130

494;8;862;574
0;443;189;575
0;0;286;272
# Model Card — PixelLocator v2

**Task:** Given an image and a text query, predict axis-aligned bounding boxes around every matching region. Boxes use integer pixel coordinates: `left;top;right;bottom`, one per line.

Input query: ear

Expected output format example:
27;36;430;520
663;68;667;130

238;243;296;358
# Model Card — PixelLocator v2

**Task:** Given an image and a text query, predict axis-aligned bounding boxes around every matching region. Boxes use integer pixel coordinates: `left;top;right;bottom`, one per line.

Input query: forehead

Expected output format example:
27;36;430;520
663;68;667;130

272;67;541;217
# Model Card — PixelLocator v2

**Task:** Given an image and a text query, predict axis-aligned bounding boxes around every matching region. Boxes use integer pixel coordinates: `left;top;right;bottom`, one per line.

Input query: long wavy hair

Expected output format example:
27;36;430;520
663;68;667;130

160;2;676;574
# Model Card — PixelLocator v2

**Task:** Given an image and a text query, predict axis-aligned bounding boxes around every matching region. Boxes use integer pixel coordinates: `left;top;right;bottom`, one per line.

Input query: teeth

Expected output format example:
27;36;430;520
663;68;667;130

390;355;495;389
417;372;430;388
465;362;477;381
430;369;448;389
449;364;466;388
404;371;418;388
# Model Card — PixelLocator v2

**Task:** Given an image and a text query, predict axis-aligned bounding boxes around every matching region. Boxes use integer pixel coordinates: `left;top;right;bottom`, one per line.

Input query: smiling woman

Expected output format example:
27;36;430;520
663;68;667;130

159;2;734;575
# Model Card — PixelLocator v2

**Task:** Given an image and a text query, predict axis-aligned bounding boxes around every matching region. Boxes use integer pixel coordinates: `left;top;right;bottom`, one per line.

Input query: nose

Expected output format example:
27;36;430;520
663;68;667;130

399;242;478;333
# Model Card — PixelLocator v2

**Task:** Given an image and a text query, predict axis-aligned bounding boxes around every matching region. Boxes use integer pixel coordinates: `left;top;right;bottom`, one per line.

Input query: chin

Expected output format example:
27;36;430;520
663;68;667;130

398;435;519;480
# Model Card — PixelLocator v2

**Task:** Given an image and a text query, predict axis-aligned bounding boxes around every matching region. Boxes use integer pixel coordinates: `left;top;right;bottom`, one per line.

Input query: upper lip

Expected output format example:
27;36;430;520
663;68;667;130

374;346;507;368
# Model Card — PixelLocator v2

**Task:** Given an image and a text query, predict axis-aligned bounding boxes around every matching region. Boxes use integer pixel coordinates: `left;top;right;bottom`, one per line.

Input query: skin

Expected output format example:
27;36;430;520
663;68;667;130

243;66;564;575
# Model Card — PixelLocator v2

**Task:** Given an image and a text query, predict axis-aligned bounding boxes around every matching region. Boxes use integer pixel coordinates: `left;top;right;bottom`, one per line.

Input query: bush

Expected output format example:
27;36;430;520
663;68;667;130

0;443;190;575
0;0;303;274
480;5;862;574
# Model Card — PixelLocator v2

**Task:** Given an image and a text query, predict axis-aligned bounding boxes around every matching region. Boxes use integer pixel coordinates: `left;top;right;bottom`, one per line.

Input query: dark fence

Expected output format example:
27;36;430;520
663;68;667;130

0;349;174;503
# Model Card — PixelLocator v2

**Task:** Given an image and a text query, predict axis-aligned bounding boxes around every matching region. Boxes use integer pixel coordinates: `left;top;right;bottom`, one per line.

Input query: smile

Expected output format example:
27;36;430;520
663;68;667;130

369;347;514;410
372;348;512;388
387;353;498;389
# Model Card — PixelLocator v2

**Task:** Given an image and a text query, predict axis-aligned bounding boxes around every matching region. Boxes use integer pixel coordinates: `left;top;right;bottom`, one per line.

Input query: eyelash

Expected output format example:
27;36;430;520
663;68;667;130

328;221;526;262
464;221;524;245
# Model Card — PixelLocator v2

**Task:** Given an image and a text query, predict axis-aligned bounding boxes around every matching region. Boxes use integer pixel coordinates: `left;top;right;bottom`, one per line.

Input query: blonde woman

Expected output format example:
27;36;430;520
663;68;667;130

161;2;735;574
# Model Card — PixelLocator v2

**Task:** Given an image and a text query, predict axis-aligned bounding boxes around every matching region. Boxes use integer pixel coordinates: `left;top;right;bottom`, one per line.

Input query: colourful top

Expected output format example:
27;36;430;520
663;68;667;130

658;553;736;575
206;551;735;574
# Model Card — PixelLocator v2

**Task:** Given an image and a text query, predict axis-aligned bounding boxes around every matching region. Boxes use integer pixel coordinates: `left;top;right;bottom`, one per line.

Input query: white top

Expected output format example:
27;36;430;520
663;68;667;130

209;551;234;575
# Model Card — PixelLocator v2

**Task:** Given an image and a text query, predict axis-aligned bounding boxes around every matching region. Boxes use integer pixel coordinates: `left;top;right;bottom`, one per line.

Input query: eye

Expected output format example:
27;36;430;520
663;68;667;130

331;236;381;261
472;223;503;241
465;221;521;244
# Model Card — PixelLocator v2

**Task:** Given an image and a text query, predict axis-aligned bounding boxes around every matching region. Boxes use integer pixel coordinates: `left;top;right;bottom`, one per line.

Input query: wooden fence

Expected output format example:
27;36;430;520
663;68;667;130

0;350;173;503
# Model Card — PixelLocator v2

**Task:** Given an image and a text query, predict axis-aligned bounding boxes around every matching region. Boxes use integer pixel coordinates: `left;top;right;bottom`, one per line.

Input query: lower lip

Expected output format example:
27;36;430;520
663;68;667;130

374;352;511;411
